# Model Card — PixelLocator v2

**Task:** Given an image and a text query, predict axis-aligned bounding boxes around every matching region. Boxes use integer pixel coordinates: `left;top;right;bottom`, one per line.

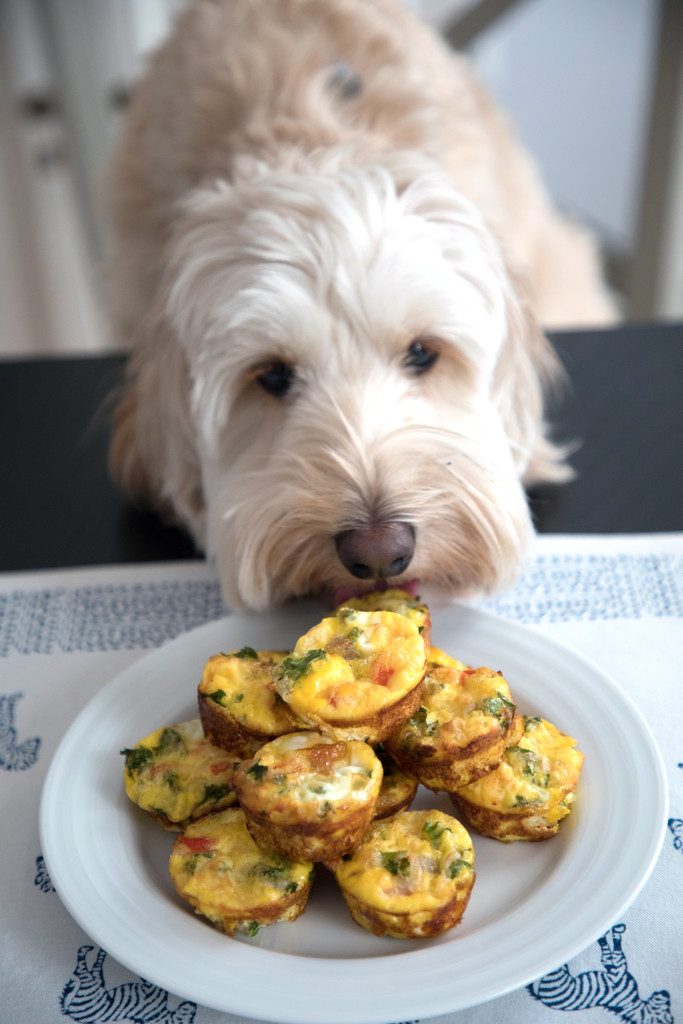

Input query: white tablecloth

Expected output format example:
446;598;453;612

1;534;681;1024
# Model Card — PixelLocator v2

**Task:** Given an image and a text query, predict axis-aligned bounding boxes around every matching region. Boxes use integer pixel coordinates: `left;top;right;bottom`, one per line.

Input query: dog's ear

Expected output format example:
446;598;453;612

109;384;151;502
108;320;204;529
495;279;573;485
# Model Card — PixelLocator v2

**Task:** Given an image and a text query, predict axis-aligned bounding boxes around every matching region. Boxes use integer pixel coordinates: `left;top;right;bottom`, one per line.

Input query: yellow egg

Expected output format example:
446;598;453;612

336;589;431;647
452;715;585;841
169;807;313;935
122;719;238;829
335;809;475;937
427;646;467;671
274;609;426;742
198;648;304;756
386;664;518;790
233;731;382;865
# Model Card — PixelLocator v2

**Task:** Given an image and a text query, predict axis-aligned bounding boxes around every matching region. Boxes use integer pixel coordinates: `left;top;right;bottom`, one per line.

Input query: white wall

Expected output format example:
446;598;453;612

0;0;109;354
469;0;657;253
0;0;666;354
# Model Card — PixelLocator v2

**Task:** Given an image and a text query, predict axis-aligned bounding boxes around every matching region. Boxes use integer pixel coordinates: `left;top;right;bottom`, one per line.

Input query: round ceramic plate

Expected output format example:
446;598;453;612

40;602;667;1024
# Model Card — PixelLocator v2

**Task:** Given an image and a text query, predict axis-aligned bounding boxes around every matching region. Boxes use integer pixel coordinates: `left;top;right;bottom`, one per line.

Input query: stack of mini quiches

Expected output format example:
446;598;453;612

121;589;583;941
384;655;584;843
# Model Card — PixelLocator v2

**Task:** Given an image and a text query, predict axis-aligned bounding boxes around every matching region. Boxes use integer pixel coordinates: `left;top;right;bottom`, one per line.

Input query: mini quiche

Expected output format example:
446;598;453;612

451;715;585;841
385;664;517;791
336;589;432;649
121;719;238;830
335;809;475;938
233;731;383;866
198;648;304;758
427;646;467;671
273;609;426;743
169;807;313;936
373;745;419;819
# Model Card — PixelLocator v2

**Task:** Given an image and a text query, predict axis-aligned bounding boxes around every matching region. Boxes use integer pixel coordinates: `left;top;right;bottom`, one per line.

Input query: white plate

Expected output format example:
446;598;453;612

40;603;667;1024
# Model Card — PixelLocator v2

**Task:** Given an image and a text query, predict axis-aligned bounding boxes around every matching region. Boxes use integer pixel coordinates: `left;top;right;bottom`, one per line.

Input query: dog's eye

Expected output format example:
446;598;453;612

403;338;439;374
255;361;295;397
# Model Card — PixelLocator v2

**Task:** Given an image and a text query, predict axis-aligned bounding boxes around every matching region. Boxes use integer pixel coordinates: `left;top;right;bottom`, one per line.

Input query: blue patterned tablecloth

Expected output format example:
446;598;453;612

1;535;681;1024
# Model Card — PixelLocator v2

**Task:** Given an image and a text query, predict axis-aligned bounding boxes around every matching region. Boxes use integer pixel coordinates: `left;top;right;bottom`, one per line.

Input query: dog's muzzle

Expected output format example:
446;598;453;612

334;521;416;581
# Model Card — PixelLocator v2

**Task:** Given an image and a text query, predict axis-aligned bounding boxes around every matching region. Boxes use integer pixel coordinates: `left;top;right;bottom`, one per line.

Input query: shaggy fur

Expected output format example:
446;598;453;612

106;0;614;609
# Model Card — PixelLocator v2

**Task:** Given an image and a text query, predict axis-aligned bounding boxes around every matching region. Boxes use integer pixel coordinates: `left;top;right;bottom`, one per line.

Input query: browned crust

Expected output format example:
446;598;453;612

373;778;418;819
149;809;183;832
390;745;504;792
173;875;313;935
339;873;475;938
385;713;519;792
305;677;424;744
506;711;525;747
236;795;378;867
198;693;270;759
449;792;564;842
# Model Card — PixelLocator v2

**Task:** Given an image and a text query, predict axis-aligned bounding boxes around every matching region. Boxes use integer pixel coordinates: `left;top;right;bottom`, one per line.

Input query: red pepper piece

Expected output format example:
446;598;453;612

181;835;214;853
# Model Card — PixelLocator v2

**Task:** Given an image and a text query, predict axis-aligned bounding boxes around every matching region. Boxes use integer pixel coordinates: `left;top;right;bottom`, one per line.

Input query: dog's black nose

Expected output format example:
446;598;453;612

334;522;416;580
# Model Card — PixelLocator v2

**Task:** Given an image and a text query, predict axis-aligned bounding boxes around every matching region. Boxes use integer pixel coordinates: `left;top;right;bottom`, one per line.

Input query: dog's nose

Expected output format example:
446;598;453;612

334;522;416;580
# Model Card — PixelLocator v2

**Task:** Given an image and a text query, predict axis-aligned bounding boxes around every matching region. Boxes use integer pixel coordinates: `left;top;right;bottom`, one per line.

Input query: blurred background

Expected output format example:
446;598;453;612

0;0;680;357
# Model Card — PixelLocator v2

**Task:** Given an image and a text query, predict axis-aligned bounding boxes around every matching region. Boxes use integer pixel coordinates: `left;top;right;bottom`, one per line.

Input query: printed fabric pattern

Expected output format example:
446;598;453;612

1;553;682;658
2;548;679;1024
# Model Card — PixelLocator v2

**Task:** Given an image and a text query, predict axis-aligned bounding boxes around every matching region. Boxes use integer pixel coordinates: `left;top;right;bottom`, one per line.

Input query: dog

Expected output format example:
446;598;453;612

106;0;615;610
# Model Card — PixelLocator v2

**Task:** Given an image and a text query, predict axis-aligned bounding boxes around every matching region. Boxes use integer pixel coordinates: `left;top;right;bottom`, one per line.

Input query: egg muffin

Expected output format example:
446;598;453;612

385;664;517;791
336;589;432;649
373;745;419;819
273;609;426;743
233;731;383;866
198;648;304;758
451;715;585;841
427;646;467;671
169;807;313;936
335;809;475;938
121;719;238;830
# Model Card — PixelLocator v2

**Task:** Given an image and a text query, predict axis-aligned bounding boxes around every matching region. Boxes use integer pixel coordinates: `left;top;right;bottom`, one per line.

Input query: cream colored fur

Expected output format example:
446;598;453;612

106;0;614;609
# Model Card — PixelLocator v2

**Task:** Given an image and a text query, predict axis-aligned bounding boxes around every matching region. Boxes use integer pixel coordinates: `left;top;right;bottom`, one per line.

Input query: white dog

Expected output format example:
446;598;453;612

106;0;614;609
